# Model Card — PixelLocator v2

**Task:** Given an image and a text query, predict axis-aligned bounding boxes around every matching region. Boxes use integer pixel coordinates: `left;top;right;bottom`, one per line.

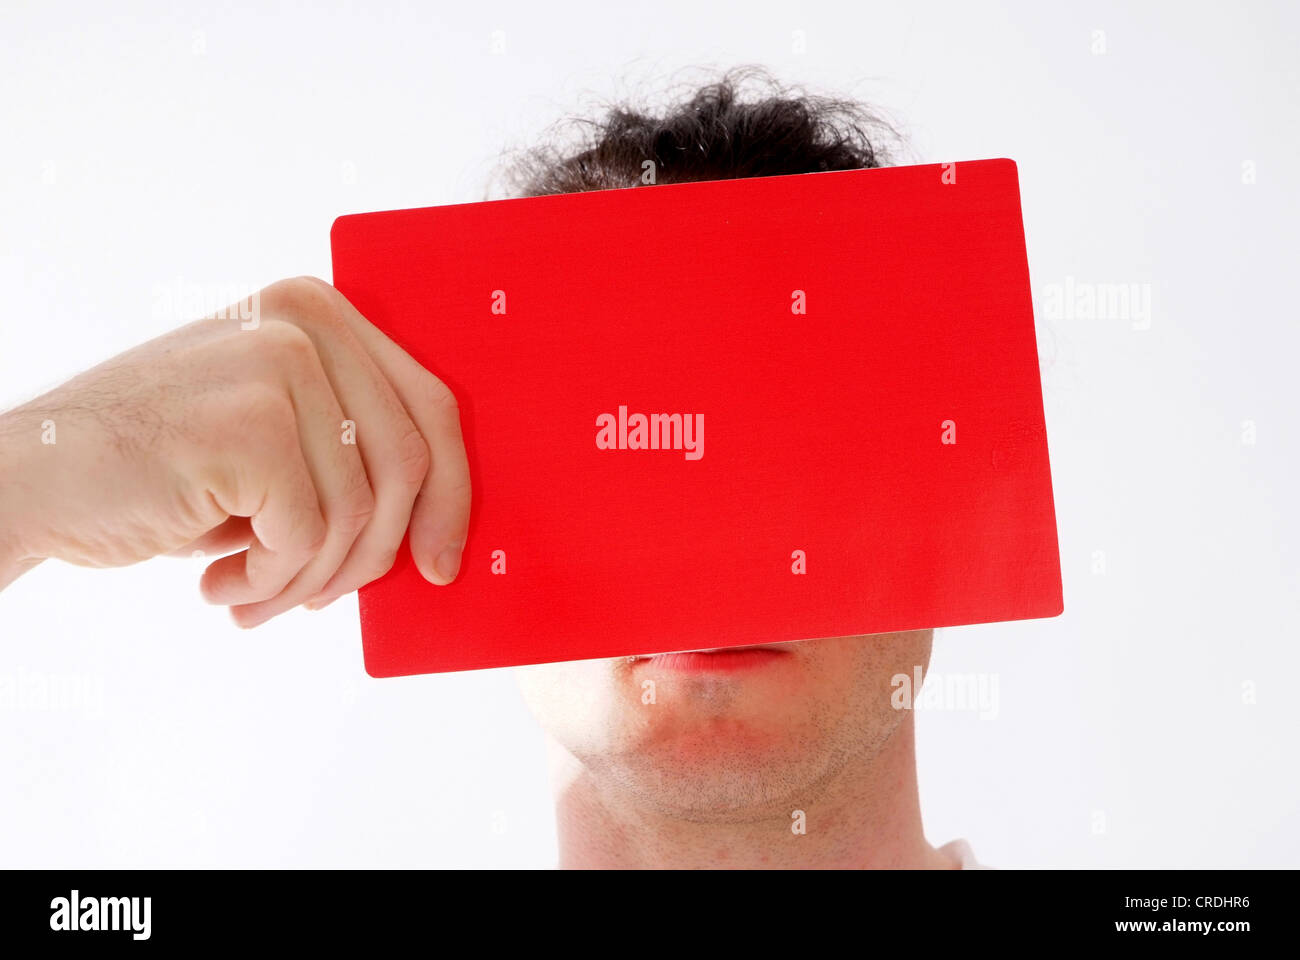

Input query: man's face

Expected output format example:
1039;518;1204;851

516;631;933;819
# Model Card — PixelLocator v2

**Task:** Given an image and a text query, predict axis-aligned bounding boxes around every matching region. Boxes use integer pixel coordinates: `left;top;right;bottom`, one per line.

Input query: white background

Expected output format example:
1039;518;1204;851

1;0;1297;867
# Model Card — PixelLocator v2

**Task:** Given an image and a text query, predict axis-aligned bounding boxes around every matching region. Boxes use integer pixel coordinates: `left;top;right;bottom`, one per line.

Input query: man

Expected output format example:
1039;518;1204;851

0;71;974;869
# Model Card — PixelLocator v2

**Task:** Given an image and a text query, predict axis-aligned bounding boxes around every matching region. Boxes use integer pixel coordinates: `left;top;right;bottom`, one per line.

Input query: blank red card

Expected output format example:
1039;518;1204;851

330;158;1062;677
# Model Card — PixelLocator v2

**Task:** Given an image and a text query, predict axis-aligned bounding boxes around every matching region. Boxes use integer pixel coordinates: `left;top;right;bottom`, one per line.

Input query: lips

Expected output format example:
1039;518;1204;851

628;644;794;672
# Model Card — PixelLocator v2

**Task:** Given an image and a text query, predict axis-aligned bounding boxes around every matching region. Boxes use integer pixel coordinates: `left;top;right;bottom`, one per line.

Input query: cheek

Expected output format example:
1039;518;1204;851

796;632;934;704
516;660;636;743
515;632;932;753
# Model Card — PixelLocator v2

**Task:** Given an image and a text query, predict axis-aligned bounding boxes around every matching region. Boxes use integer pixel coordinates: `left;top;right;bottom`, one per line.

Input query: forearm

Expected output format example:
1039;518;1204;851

0;408;46;590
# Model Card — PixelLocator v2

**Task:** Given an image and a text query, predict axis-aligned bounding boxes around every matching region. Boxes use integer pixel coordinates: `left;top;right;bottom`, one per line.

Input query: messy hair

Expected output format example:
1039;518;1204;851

497;67;901;197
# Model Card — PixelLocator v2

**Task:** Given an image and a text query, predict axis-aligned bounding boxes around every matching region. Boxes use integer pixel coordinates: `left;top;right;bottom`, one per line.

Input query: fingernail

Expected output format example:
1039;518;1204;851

433;544;462;584
304;595;338;611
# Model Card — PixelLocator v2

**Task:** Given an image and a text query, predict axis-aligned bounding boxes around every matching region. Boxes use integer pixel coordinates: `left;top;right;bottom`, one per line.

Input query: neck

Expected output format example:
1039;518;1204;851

550;714;955;869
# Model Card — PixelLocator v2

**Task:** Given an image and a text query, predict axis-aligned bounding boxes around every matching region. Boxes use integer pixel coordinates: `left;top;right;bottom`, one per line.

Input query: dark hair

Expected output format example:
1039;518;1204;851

498;67;900;197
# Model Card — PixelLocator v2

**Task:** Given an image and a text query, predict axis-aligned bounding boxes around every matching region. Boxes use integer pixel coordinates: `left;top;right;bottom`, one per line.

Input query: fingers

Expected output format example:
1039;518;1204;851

405;376;471;585
273;300;430;609
199;390;328;605
194;278;472;627
323;286;472;585
223;322;374;628
168;516;254;558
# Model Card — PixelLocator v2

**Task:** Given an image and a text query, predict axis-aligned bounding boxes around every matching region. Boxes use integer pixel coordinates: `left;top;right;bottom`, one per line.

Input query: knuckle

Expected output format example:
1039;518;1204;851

446;472;472;503
394;427;431;486
261;276;341;319
330;478;376;535
447;470;473;509
222;382;296;444
366;547;400;582
420;374;460;419
276;499;327;556
255;318;320;373
265;507;326;561
417;471;471;520
300;513;330;555
261;277;348;340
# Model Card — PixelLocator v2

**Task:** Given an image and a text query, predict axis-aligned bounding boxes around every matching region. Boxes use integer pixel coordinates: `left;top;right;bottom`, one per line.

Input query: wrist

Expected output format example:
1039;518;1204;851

0;408;47;589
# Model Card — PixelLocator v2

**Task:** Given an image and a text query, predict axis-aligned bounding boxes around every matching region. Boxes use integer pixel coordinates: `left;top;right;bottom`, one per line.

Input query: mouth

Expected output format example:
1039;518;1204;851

627;643;795;673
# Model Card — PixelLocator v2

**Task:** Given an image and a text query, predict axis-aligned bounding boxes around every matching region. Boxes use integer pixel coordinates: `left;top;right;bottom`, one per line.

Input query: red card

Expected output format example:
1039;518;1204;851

331;159;1062;677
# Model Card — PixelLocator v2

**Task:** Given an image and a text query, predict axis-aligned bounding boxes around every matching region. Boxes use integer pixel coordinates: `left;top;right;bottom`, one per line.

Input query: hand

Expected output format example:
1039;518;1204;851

0;276;470;626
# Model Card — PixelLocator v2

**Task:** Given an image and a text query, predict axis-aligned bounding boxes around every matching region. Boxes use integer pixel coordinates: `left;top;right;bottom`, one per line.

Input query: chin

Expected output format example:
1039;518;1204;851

518;630;933;817
572;701;838;818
